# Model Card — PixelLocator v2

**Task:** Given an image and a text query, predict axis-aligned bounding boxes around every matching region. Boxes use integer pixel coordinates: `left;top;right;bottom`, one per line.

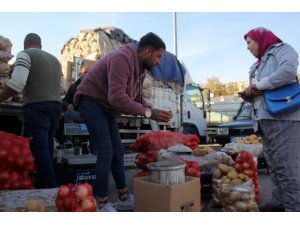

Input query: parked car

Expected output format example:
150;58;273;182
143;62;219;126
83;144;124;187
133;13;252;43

215;102;269;170
215;102;254;146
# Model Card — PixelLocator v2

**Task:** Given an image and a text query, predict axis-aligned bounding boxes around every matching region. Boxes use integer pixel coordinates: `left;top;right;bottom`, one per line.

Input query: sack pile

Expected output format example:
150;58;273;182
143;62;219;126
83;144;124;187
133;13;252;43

0;35;14;103
59;26;133;83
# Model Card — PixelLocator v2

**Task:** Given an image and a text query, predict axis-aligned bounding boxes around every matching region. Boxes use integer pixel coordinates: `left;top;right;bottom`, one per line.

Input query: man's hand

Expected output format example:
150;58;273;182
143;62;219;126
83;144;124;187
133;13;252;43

151;108;172;122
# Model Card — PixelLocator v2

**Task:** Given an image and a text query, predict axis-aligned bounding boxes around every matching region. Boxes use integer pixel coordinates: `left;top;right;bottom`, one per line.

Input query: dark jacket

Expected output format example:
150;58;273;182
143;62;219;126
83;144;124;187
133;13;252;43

62;78;82;111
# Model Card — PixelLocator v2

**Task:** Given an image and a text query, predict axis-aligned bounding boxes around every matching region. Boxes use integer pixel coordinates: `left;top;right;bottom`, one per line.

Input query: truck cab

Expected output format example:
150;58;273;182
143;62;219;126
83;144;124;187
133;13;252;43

182;71;207;143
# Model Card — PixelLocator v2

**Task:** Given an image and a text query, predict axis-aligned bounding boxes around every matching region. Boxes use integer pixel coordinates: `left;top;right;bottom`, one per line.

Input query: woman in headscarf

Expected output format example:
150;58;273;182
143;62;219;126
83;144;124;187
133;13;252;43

239;27;300;212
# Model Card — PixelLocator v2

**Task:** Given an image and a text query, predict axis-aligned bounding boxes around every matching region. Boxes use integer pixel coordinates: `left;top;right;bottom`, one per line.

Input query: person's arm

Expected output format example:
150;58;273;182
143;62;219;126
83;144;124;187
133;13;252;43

257;44;298;90
107;55;145;116
6;51;30;93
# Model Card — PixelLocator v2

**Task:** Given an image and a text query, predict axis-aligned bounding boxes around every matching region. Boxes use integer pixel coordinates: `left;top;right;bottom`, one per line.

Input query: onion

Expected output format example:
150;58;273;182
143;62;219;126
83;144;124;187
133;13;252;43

80;197;96;212
58;185;70;198
75;185;89;200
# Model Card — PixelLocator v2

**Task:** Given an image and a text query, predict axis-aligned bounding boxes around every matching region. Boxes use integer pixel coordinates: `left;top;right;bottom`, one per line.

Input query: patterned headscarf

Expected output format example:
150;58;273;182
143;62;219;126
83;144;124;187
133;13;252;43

244;27;282;61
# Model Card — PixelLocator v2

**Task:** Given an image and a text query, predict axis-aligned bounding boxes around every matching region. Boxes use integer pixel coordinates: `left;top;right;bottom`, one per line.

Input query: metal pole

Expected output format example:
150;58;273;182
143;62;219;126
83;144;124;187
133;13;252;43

173;12;178;57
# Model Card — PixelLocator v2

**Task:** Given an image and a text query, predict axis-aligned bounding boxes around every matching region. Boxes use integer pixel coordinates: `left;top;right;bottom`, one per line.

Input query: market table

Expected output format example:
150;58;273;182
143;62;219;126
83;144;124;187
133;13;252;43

0;188;58;211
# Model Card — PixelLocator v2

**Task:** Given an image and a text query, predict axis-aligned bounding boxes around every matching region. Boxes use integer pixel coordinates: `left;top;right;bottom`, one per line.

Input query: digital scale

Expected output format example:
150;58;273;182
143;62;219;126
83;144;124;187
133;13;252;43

64;123;89;136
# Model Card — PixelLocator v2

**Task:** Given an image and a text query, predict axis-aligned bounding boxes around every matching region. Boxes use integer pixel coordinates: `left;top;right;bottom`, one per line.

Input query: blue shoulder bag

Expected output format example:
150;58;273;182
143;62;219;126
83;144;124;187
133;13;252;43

264;82;300;115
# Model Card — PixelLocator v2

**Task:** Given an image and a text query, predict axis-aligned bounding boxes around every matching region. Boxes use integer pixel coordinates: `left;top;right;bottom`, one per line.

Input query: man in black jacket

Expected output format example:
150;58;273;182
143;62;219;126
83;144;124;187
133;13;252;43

61;66;88;144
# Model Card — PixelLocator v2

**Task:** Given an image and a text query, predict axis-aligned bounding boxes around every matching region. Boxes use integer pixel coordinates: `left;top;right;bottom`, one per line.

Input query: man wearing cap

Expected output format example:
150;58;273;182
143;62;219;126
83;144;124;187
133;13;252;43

0;33;62;189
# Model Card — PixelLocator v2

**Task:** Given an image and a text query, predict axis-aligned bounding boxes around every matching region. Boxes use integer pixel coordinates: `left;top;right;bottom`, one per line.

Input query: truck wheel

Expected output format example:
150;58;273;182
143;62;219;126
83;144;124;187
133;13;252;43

183;126;198;136
183;126;206;144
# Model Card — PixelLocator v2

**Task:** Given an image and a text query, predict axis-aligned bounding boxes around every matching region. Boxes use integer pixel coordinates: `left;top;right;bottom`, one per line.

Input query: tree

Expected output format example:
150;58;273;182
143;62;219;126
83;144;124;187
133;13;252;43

205;76;225;96
224;82;240;95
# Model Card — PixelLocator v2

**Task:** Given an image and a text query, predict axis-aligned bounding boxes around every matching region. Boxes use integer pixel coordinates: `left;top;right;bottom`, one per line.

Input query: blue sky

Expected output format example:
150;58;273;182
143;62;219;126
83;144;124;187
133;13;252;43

1;9;300;86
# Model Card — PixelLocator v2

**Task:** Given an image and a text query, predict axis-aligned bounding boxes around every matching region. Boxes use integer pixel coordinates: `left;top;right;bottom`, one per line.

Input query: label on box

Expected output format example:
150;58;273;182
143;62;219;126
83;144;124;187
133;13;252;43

73;170;96;188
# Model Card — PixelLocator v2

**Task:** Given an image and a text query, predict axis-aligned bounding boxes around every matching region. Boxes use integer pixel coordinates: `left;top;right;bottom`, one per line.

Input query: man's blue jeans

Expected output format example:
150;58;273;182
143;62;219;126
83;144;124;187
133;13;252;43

24;101;61;188
78;95;127;197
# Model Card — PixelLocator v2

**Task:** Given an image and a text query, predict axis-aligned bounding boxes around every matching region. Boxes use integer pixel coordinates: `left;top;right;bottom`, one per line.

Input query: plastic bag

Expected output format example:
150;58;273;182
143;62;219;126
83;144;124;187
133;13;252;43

222;142;263;157
158;150;234;175
220;180;258;212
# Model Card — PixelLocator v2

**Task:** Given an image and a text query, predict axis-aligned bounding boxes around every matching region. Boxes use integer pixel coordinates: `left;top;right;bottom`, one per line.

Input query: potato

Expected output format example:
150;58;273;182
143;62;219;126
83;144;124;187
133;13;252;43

230;178;243;186
229;191;240;201
223;196;234;205
24;199;47;212
234;202;248;212
226;205;236;212
213;168;222;179
223;178;231;184
227;170;239;179
218;164;231;174
238;173;250;181
247;201;258;211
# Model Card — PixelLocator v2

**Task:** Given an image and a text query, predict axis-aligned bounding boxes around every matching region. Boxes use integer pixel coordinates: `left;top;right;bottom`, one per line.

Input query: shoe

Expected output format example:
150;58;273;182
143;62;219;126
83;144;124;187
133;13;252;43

114;193;134;211
64;141;73;149
56;145;64;149
97;202;117;212
258;203;285;212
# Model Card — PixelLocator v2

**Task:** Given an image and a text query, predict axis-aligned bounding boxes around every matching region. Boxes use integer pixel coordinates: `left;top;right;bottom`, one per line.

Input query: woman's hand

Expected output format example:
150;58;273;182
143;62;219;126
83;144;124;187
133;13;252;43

238;84;263;102
238;90;252;102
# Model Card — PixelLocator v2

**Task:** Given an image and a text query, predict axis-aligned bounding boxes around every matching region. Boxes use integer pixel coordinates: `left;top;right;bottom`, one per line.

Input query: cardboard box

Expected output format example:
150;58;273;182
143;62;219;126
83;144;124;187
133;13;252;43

133;176;201;212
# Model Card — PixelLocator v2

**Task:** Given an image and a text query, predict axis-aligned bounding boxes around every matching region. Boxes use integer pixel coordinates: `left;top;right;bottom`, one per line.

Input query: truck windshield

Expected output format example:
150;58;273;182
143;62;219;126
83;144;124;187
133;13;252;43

186;85;204;109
